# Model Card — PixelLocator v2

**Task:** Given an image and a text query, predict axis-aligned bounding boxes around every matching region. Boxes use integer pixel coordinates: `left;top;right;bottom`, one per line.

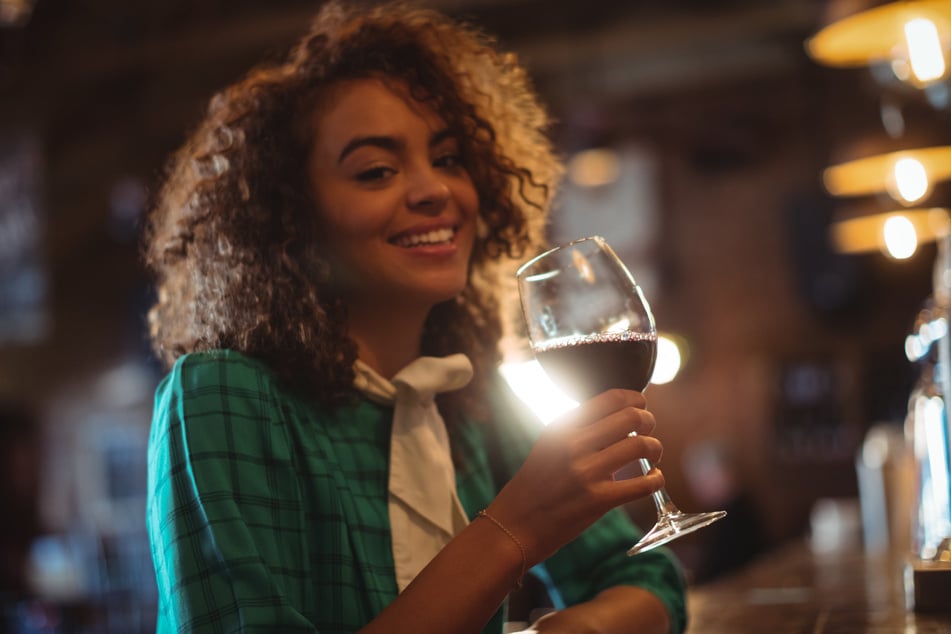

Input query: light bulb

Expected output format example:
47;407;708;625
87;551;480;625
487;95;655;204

904;18;947;83
883;215;918;259
888;157;930;204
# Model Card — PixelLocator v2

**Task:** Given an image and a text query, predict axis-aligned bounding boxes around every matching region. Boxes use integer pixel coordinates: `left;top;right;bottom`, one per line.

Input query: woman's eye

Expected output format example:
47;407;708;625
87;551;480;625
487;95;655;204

355;166;395;182
434;153;463;169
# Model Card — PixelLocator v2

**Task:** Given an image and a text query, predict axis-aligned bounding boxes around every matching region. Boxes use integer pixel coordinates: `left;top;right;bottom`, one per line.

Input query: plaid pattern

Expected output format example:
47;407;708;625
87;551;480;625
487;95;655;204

147;350;686;633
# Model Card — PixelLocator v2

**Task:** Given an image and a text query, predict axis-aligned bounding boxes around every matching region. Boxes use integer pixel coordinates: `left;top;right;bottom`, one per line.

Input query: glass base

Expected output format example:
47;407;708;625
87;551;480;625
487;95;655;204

626;510;727;556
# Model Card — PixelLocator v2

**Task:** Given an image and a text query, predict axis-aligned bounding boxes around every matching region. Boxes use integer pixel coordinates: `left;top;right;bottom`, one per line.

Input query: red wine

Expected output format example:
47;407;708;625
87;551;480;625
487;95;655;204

534;332;657;401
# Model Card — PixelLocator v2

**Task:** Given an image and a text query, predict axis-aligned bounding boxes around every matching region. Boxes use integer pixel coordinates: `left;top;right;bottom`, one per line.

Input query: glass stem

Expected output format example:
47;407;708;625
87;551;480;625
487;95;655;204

637;458;680;518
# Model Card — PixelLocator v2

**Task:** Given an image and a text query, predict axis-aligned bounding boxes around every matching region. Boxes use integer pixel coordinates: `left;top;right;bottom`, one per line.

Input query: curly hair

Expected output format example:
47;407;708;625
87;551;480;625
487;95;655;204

143;0;562;420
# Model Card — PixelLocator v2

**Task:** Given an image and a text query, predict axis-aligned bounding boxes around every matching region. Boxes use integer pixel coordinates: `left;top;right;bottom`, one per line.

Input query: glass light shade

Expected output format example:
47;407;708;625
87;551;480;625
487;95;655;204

830;207;949;254
822;146;951;200
806;1;951;77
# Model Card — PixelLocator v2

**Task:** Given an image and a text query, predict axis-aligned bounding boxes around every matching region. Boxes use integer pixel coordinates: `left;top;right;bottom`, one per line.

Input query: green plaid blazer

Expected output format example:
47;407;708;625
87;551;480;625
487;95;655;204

147;350;686;633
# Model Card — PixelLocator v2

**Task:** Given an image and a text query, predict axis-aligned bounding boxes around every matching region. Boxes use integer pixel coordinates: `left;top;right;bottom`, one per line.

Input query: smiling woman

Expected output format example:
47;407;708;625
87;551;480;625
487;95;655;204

144;2;558;413
142;2;687;633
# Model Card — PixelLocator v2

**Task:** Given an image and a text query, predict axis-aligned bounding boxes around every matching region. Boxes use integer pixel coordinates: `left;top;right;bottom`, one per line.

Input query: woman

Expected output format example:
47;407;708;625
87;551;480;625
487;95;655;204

144;2;686;632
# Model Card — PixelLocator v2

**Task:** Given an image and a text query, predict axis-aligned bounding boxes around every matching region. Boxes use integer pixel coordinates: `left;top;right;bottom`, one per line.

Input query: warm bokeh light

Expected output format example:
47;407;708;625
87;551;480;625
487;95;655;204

567;148;620;188
830;207;949;255
905;18;947;83
805;1;951;75
889;157;930;204
651;334;683;385
882;215;918;259
0;0;37;26
823;146;951;200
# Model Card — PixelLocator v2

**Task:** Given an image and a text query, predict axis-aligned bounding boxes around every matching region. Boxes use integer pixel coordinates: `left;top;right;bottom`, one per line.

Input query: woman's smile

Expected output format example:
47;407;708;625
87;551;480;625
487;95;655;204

390;223;457;249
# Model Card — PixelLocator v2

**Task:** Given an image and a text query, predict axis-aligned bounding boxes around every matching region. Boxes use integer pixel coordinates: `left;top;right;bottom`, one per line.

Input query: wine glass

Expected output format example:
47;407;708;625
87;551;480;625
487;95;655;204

516;235;726;555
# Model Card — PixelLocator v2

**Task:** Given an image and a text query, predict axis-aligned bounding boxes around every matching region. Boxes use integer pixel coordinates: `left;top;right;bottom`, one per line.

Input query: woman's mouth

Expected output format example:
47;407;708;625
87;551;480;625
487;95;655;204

391;227;455;248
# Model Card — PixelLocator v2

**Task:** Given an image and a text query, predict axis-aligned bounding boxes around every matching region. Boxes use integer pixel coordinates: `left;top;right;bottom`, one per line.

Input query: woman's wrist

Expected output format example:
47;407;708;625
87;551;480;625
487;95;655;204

475;509;527;589
461;509;527;592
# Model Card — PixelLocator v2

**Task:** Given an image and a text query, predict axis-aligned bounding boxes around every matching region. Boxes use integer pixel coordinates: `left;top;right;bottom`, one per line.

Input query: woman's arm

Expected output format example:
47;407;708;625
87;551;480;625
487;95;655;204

359;510;525;633
529;506;687;634
147;354;316;632
531;586;671;634
360;389;667;634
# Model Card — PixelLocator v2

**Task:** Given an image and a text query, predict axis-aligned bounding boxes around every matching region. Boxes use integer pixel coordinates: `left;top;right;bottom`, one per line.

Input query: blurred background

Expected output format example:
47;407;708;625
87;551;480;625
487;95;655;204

1;0;949;631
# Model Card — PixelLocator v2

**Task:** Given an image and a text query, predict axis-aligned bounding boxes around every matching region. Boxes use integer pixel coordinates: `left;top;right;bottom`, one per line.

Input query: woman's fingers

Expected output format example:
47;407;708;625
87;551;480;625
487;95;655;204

608;465;666;502
553;389;646;428
575;405;656;453
547;388;662;478
589;433;663;476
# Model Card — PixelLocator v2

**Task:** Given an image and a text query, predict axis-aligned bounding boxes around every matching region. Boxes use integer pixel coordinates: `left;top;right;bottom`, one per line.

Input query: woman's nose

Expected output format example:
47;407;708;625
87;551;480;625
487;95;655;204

406;166;451;211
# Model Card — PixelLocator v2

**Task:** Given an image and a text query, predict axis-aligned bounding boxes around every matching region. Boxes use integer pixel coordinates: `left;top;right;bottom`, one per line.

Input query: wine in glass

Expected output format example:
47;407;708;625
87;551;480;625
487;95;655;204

516;235;726;555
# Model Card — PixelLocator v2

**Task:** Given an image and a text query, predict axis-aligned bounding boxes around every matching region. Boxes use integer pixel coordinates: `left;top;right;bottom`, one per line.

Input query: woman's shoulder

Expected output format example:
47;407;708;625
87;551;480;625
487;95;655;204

149;351;305;478
157;349;284;409
168;348;275;384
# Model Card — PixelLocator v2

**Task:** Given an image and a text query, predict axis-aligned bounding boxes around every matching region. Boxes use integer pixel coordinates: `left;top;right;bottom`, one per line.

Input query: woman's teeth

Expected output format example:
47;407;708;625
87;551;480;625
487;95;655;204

394;228;454;247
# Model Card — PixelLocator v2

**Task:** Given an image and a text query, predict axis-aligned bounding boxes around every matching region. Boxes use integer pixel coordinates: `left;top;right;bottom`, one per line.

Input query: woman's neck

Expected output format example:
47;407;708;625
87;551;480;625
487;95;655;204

347;300;430;379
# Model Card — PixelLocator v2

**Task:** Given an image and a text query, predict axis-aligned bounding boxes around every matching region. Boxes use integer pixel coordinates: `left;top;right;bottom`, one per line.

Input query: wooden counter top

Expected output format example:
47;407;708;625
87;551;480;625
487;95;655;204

686;539;951;633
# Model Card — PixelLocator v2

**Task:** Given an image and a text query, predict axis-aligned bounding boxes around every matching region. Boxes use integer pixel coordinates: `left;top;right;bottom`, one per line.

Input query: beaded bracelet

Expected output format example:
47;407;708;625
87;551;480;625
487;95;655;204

477;509;527;589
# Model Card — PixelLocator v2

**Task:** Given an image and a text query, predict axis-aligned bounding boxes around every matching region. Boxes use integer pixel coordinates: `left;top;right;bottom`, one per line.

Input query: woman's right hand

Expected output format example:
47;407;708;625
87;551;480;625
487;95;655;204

361;389;665;634
485;389;664;566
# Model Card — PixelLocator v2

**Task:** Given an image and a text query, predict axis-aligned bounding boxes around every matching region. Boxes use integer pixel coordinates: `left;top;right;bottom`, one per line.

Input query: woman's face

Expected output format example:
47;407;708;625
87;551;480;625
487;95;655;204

307;78;478;313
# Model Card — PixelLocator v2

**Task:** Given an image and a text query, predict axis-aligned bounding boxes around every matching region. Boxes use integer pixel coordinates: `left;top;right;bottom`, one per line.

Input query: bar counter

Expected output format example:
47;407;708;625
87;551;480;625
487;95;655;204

686;539;951;633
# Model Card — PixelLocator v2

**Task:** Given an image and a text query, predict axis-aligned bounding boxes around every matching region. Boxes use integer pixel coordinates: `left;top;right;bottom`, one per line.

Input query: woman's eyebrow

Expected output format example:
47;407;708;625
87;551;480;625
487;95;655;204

337;135;401;164
429;129;454;147
337;128;455;164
